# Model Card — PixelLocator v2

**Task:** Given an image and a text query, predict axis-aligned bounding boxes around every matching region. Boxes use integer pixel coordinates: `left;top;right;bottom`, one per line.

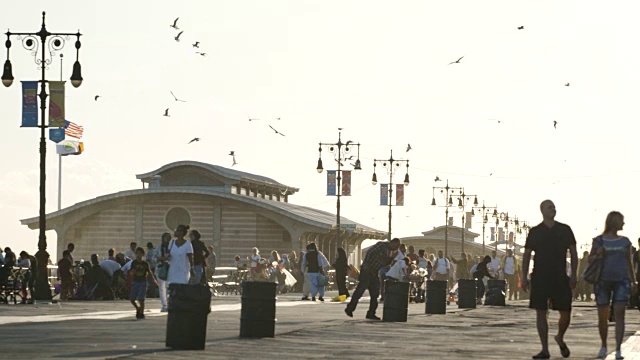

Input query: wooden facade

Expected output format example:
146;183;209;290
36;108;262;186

21;161;386;265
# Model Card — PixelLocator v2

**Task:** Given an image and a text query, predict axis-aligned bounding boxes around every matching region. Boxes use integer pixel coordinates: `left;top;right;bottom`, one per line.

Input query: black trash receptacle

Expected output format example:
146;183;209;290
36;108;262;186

383;280;410;322
166;283;212;350
484;279;506;306
425;280;448;314
457;279;477;309
240;281;277;338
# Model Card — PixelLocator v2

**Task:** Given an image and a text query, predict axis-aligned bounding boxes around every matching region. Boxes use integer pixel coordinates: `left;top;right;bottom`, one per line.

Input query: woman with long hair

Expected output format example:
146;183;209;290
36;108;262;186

155;232;172;312
590;211;637;359
333;247;350;298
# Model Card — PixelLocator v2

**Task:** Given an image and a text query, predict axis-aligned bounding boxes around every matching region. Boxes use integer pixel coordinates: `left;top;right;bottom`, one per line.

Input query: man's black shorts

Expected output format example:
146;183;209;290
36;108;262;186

529;274;572;311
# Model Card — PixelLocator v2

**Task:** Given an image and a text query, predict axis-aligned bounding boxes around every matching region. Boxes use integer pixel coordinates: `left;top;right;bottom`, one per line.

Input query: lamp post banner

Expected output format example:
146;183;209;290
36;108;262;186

326;170;336;196
380;184;388;205
21;81;38;127
341;170;351;196
395;184;404;206
490;227;495;242
49;128;65;143
48;81;66;127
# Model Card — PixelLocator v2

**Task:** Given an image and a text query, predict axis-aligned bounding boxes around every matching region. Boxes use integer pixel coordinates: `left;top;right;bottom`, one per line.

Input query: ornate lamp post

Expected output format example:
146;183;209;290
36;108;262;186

472;202;498;255
431;180;463;257
371;149;409;240
316;128;361;252
454;190;478;254
2;12;83;300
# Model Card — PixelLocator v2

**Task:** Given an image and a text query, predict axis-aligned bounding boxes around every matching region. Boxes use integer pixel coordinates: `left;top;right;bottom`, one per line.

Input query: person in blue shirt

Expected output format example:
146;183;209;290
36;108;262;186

589;211;637;360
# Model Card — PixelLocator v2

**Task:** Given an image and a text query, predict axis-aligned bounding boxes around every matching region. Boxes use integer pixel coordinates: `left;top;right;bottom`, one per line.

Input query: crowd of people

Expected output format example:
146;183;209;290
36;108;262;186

4;199;640;359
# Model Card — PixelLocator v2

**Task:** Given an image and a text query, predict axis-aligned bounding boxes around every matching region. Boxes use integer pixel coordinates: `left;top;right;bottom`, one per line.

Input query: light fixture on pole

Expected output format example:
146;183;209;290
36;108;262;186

471;202;498;256
431;180;464;258
316;128;361;255
2;12;83;300
454;190;478;254
371;149;409;240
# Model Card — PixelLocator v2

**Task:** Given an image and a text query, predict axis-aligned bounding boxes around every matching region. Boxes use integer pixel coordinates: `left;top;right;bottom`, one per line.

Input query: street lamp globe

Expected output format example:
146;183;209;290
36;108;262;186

70;60;83;88
1;60;14;87
403;173;409;186
316;159;323;173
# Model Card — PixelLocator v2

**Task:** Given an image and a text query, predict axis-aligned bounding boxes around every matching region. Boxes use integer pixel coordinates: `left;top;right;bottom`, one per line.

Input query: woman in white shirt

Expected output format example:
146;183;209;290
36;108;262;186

167;224;194;285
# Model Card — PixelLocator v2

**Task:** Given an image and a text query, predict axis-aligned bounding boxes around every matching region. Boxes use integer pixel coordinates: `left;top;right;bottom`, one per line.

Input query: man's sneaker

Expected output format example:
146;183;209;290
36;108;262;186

139;313;146;320
318;297;324;302
312;297;316;301
344;308;353;318
365;314;381;320
135;310;142;319
301;296;309;301
161;307;168;313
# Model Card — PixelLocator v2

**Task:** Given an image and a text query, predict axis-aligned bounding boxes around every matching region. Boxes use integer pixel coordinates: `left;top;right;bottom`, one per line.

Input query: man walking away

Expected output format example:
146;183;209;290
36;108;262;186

345;238;400;320
503;249;518;300
521;200;577;359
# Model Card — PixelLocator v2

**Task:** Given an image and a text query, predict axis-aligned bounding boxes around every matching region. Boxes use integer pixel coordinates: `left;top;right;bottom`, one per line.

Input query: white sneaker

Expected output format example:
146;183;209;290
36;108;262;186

616;350;624;360
597;347;607;359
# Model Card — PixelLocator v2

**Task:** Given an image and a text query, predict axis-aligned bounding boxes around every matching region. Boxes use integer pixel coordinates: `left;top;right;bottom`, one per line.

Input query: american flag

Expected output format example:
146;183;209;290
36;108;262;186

64;121;83;139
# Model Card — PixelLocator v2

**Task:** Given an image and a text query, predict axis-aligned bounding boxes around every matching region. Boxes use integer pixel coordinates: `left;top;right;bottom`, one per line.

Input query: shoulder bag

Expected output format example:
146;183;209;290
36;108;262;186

157;240;174;281
582;236;603;284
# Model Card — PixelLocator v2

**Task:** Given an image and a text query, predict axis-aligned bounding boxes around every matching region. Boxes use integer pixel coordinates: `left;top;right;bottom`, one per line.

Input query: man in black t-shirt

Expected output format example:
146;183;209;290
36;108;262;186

522;200;578;360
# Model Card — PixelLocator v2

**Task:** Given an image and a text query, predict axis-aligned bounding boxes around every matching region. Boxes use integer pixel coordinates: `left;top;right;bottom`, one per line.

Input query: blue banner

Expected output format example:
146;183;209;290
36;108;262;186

21;81;38;127
326;170;336;196
380;184;388;205
49;128;65;143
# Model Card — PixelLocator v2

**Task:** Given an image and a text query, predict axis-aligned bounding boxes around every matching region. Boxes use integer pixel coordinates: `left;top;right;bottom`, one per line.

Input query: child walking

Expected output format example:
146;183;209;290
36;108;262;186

130;247;158;319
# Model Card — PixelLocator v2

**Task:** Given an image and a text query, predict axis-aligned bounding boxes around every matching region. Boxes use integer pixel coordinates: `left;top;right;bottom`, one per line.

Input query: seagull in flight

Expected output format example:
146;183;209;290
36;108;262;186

170;91;186;102
448;56;464;65
553;120;557;129
565;82;570;87
406;143;412;152
170;18;179;30
163;108;170;117
488;118;502;124
434;176;441;182
517;26;524;30
94;95;100;101
276;117;281;120
188;137;200;144
248;117;260;121
269;125;285;136
174;31;184;42
196;52;206;57
192;42;200;48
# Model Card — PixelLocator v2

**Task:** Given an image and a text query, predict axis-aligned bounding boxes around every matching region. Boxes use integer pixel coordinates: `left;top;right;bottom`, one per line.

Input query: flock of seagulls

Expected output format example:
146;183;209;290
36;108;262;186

449;26;571;131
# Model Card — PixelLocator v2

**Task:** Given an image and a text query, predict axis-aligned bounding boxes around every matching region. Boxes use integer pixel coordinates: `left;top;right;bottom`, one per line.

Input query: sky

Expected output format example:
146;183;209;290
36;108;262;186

1;0;639;259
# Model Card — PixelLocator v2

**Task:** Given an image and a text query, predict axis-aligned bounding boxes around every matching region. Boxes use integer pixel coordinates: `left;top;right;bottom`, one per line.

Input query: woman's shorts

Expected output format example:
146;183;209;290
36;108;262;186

595;279;630;306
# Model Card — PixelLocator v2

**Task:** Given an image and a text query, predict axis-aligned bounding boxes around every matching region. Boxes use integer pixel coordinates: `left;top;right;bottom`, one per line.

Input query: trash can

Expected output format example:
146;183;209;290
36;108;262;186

457;279;477;309
166;283;212;350
383;280;410;322
240;281;276;338
484;279;506;306
425;280;447;314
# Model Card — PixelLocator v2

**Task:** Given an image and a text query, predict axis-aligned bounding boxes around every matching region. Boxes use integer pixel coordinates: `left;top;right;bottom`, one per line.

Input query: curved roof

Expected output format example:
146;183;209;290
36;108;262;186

20;187;385;238
136;160;299;192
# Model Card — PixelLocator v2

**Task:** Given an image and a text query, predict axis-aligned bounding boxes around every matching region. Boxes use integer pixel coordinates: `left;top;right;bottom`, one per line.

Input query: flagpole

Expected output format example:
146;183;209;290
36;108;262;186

57;54;63;210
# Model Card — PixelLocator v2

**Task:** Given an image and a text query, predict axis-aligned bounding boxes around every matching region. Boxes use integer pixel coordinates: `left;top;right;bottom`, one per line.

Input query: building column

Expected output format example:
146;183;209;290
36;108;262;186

135;196;144;244
213;204;222;262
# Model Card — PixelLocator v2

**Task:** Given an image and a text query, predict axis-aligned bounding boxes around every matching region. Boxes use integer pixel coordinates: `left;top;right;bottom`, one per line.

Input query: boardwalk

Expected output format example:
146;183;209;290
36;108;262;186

0;293;639;359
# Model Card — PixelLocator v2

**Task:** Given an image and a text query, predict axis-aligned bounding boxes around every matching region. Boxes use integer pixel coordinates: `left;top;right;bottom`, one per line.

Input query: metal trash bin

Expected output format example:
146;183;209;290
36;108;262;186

457;279;477;309
484;279;506;306
425;280;448;314
166;283;212;350
383;280;410;322
240;281;276;338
